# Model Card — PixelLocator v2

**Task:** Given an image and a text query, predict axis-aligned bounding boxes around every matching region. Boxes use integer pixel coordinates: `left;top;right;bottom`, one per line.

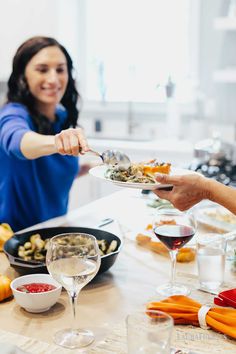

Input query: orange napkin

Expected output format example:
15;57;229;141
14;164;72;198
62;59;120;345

147;295;236;339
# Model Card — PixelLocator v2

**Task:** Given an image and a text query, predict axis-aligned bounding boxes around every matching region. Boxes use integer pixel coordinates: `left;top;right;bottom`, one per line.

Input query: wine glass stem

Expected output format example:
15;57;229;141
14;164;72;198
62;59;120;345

69;291;79;330
169;250;178;287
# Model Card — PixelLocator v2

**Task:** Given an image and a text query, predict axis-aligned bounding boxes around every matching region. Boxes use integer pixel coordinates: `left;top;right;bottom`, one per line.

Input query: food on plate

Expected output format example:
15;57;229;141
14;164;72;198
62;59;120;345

196;206;236;233
0;223;14;251
154;219;177;226
17;233;118;262
105;159;171;184
204;209;236;224
145;224;153;231
145;219;176;232
136;234;152;245
142;159;171;175
0;274;12;301
136;233;195;262
148;240;170;256
176;248;196;262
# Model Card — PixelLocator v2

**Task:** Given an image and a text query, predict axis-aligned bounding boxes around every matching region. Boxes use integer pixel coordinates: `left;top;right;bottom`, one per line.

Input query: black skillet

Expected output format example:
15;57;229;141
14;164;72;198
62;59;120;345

3;226;122;275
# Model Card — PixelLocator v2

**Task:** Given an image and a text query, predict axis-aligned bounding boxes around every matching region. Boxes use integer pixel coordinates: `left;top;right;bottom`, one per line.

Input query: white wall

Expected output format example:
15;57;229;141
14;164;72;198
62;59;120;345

1;0;236;140
199;0;236;125
0;0;81;81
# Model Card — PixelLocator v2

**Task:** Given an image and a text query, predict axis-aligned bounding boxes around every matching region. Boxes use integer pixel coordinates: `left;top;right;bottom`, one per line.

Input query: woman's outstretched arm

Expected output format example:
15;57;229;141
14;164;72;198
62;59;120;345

154;173;236;215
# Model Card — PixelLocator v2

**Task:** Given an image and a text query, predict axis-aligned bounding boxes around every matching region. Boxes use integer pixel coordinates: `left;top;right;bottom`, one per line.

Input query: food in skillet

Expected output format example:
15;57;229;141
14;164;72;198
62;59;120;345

17;233;118;262
18;233;49;261
105;159;171;184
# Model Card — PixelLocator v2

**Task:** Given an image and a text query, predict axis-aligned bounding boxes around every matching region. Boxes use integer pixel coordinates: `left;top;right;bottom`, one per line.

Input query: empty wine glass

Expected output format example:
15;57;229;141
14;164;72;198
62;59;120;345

46;232;101;349
153;208;197;297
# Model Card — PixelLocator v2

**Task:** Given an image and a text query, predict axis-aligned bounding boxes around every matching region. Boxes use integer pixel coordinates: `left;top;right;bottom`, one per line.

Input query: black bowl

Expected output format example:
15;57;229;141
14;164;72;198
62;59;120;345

3;226;122;275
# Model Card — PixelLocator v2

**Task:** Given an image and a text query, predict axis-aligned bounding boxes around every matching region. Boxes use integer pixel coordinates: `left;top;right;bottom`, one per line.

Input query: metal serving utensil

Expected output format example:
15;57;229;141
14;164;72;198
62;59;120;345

89;149;131;170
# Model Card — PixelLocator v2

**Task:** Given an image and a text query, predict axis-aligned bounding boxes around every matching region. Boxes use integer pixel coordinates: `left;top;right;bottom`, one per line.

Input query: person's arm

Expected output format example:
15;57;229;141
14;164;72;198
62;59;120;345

20;132;56;159
207;178;236;215
20;127;89;159
154;173;236;215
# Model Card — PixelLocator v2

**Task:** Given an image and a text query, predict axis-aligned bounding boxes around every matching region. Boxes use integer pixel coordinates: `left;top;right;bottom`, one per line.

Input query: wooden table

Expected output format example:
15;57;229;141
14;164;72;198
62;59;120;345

0;189;235;353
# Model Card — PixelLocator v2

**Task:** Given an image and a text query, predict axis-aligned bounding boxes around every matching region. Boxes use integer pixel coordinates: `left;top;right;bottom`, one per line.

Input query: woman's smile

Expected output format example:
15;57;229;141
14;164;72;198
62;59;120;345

41;86;62;96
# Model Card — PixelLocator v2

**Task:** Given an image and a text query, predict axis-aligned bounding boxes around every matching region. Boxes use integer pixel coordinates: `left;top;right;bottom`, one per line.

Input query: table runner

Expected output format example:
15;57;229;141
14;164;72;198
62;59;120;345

1;324;235;354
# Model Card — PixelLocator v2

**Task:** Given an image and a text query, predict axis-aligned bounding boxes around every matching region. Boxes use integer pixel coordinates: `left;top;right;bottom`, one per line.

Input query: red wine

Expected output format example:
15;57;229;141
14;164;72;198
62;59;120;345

154;225;194;250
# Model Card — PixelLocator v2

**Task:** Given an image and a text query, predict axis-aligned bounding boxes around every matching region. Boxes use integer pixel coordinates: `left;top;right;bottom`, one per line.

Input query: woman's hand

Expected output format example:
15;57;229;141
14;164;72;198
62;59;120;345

55;127;89;156
153;173;211;211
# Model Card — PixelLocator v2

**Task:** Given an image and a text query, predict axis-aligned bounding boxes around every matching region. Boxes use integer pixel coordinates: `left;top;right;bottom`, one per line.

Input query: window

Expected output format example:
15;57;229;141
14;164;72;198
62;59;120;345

80;0;199;103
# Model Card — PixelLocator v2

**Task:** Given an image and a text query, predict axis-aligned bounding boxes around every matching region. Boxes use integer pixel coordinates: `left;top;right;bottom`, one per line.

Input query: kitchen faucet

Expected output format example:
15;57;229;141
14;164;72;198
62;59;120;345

127;100;139;136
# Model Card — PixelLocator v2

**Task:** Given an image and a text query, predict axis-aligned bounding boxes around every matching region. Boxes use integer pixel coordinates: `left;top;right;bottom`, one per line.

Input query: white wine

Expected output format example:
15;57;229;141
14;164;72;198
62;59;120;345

48;257;99;292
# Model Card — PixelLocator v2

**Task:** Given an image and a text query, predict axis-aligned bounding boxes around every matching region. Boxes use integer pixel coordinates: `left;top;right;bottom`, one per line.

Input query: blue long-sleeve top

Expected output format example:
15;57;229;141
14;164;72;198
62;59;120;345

0;102;79;232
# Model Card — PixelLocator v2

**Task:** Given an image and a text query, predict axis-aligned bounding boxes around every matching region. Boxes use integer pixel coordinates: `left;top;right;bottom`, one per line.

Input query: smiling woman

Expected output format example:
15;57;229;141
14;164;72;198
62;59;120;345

0;36;91;232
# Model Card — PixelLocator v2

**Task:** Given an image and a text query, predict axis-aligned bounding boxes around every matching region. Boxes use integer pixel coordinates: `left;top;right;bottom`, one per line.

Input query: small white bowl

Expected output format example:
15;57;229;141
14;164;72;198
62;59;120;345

10;274;62;313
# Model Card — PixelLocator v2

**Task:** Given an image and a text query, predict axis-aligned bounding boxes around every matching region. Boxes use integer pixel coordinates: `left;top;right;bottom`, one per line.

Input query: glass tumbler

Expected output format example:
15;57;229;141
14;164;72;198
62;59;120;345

197;234;226;292
126;309;173;354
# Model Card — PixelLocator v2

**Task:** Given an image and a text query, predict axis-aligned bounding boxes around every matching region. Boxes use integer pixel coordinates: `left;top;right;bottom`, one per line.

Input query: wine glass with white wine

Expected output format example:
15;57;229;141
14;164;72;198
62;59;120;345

46;232;101;349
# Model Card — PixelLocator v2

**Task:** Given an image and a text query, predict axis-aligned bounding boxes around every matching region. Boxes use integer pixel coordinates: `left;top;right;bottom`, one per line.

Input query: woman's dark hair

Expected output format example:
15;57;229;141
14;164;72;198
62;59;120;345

7;36;80;134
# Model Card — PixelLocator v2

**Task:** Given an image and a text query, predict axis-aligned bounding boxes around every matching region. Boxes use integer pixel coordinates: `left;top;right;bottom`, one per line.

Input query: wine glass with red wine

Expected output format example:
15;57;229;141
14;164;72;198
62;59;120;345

153;208;197;297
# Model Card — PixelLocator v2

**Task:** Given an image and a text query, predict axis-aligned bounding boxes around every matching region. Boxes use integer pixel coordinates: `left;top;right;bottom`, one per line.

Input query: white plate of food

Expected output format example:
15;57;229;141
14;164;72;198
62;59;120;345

194;201;236;233
89;164;196;191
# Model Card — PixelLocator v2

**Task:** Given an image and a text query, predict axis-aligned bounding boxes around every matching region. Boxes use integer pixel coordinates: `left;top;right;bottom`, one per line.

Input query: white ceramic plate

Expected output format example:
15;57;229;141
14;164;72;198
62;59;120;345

89;165;195;191
194;202;236;232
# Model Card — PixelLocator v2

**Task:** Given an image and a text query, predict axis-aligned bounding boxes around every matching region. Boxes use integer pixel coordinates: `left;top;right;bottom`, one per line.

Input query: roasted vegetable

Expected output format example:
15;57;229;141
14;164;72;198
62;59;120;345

17;233;118;261
0;274;12;301
105;160;171;184
17;233;47;261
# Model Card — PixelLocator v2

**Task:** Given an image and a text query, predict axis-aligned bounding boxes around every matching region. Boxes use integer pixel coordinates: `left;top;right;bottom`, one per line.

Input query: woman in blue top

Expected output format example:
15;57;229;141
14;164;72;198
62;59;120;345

0;36;90;231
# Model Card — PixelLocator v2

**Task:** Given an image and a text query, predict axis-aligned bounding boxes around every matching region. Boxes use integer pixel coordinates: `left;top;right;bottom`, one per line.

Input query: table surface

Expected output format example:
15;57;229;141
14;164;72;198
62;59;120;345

0;189;235;353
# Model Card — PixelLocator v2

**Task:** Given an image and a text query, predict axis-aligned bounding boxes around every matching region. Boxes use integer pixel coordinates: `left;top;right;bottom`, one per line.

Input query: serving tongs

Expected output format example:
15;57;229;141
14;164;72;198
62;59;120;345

88;148;131;170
